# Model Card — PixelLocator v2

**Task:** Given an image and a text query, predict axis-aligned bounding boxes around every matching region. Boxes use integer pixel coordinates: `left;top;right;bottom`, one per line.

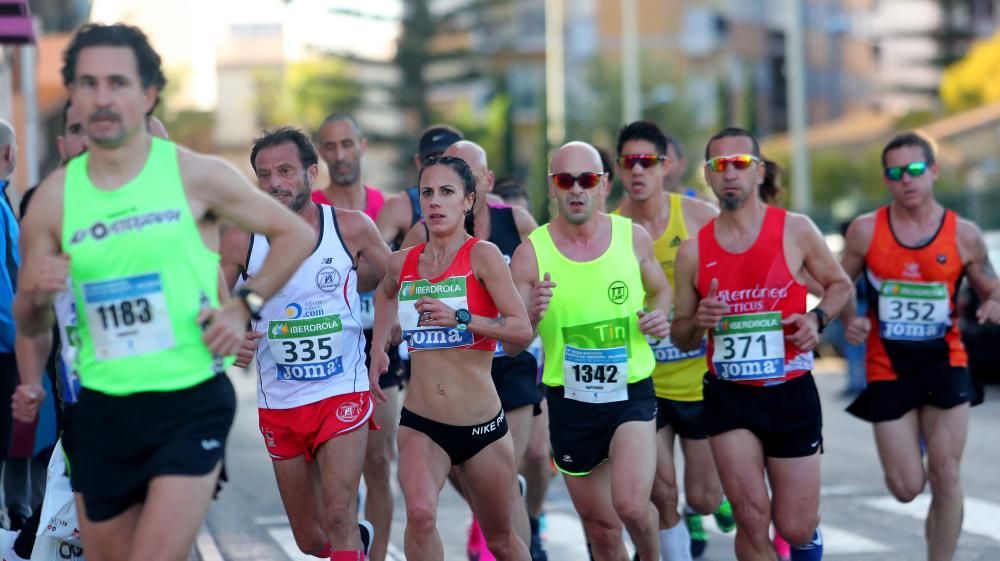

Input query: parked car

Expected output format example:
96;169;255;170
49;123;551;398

958;230;1000;384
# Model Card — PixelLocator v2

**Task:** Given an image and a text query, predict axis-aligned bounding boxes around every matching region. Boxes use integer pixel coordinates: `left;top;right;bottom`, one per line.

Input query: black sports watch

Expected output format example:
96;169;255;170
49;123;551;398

236;287;265;321
455;308;473;331
810;308;828;334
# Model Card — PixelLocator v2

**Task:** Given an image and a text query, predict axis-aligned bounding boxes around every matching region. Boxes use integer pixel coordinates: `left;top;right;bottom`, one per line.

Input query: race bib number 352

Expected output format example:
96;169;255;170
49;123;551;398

711;312;785;381
878;280;950;341
268;315;344;381
81;273;175;361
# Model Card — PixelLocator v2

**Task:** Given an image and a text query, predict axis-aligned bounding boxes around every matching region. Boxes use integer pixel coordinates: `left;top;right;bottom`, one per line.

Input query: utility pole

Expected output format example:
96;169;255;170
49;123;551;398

545;0;566;150
621;0;641;123
785;0;811;213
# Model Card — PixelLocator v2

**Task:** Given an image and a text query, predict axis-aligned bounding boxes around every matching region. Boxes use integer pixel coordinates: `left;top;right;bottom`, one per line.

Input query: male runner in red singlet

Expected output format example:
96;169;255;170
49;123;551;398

840;132;1000;561
672;127;851;561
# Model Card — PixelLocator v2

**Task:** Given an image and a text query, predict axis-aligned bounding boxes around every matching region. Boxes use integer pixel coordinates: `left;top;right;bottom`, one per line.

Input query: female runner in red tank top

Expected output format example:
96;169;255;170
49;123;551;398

370;156;533;561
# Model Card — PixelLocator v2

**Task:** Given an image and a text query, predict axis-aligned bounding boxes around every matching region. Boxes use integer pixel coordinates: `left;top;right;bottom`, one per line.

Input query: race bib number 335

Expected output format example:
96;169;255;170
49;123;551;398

712;312;785;381
81;273;175;361
268;315;344;381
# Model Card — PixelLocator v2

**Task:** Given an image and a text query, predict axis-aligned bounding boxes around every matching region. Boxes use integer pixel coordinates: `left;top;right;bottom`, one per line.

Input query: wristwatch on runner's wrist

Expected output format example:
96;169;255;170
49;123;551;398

455;308;473;331
235;287;264;321
810;308;828;333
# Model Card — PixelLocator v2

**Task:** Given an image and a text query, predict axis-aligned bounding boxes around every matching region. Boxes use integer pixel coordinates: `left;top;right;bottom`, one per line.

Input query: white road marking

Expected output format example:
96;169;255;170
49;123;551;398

253;515;290;526
195;524;226;561
865;494;1000;543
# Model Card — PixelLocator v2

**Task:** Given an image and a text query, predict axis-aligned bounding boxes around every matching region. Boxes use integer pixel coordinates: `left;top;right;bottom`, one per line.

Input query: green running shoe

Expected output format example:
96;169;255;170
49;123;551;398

713;498;736;533
684;510;708;558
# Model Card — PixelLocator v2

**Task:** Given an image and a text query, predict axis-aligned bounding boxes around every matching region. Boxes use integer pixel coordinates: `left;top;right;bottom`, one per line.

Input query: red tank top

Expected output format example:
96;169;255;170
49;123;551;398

697;207;812;385
863;206;967;381
311;185;385;221
398;238;498;352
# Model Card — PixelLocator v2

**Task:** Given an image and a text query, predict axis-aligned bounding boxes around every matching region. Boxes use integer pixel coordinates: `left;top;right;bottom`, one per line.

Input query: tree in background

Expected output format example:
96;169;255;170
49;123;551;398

940;29;1000;112
254;58;362;129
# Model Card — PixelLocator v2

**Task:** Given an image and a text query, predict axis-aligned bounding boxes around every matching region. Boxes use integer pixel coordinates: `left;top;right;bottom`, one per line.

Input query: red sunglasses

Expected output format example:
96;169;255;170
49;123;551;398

617;154;666;169
549;172;605;190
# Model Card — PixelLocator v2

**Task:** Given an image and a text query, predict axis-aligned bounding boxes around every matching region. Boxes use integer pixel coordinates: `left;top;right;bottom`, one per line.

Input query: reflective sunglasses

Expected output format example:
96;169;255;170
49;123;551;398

617;154;666;169
705;154;760;172
549;172;604;190
884;161;929;181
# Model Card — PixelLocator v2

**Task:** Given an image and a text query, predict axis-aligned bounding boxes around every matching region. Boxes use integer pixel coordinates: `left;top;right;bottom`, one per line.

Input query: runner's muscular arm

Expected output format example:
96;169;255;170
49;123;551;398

504;241;543;356
957;219;1000;324
790;213;852;330
670;239;707;351
633;224;672;339
464;242;532;346
338;210;392;293
184;153;313;300
838;215;875;325
13;172;66;336
399;221;429;251
375;193;413;247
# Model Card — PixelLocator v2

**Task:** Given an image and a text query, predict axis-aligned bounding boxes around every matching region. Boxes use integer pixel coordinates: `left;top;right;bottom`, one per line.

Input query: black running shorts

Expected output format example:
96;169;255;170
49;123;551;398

67;374;236;522
547;378;656;475
703;372;823;458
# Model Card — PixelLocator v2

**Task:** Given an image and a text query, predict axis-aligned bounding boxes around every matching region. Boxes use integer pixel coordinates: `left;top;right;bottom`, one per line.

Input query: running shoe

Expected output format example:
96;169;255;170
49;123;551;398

773;532;791;561
713;498;736;533
467;517;496;561
359;520;374;557
528;516;548;561
684;511;708;558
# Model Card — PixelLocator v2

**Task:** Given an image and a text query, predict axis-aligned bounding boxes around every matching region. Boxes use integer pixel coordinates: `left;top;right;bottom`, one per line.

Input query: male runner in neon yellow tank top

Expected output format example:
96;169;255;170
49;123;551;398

14;24;312;561
614;121;732;559
507;141;673;561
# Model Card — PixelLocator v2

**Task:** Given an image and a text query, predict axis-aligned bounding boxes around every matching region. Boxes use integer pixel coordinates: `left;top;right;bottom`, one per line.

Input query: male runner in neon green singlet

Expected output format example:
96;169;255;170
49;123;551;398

14;23;312;561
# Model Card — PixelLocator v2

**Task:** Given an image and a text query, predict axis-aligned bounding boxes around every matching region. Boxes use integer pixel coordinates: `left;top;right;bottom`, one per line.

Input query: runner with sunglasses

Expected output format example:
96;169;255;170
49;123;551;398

370;155;533;561
612;121;731;561
672;127;851;561
507;141;672;561
840;132;1000;561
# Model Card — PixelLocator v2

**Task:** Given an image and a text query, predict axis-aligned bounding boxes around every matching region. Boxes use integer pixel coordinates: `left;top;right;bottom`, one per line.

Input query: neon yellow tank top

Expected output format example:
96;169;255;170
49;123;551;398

62;138;229;395
530;215;654;404
615;194;706;400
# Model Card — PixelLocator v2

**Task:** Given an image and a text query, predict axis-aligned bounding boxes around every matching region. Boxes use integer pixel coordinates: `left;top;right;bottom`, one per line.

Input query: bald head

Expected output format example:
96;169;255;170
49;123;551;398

444;140;493;202
0;119;16;179
444;141;488;174
550;141;602;174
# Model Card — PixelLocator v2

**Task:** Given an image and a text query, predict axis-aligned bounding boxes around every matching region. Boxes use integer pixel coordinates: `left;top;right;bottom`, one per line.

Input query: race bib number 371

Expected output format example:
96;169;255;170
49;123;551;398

81;273;175;361
712;312;785;381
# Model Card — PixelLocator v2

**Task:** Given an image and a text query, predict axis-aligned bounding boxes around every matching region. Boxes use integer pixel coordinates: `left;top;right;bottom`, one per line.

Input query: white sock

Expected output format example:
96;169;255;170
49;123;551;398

659;519;693;561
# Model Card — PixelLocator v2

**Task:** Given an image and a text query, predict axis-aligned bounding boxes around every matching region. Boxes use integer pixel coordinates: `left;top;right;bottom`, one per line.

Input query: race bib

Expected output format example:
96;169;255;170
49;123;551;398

712;312;785;381
359;291;375;330
398;276;473;350
878;280;950;341
81;273;175;361
561;318;632;403
267;315;344;381
648;335;706;363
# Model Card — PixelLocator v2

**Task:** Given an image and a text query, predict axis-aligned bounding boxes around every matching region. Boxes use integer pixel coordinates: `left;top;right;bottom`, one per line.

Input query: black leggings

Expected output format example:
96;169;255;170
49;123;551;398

399;407;507;465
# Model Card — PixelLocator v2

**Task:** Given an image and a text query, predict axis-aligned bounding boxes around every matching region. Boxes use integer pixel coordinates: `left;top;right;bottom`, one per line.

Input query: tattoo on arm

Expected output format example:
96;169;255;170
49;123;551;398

490;316;506;327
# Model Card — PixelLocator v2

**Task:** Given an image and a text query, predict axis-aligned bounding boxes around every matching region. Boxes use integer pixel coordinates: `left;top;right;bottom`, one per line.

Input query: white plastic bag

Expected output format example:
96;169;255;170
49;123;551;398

36;440;83;546
30;536;86;561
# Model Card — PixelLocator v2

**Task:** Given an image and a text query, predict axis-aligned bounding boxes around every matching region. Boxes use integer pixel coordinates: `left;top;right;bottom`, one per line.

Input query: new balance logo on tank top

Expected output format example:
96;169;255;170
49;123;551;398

397;238;498;352
863;206;967;381
237;204;368;409
697;207;812;385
